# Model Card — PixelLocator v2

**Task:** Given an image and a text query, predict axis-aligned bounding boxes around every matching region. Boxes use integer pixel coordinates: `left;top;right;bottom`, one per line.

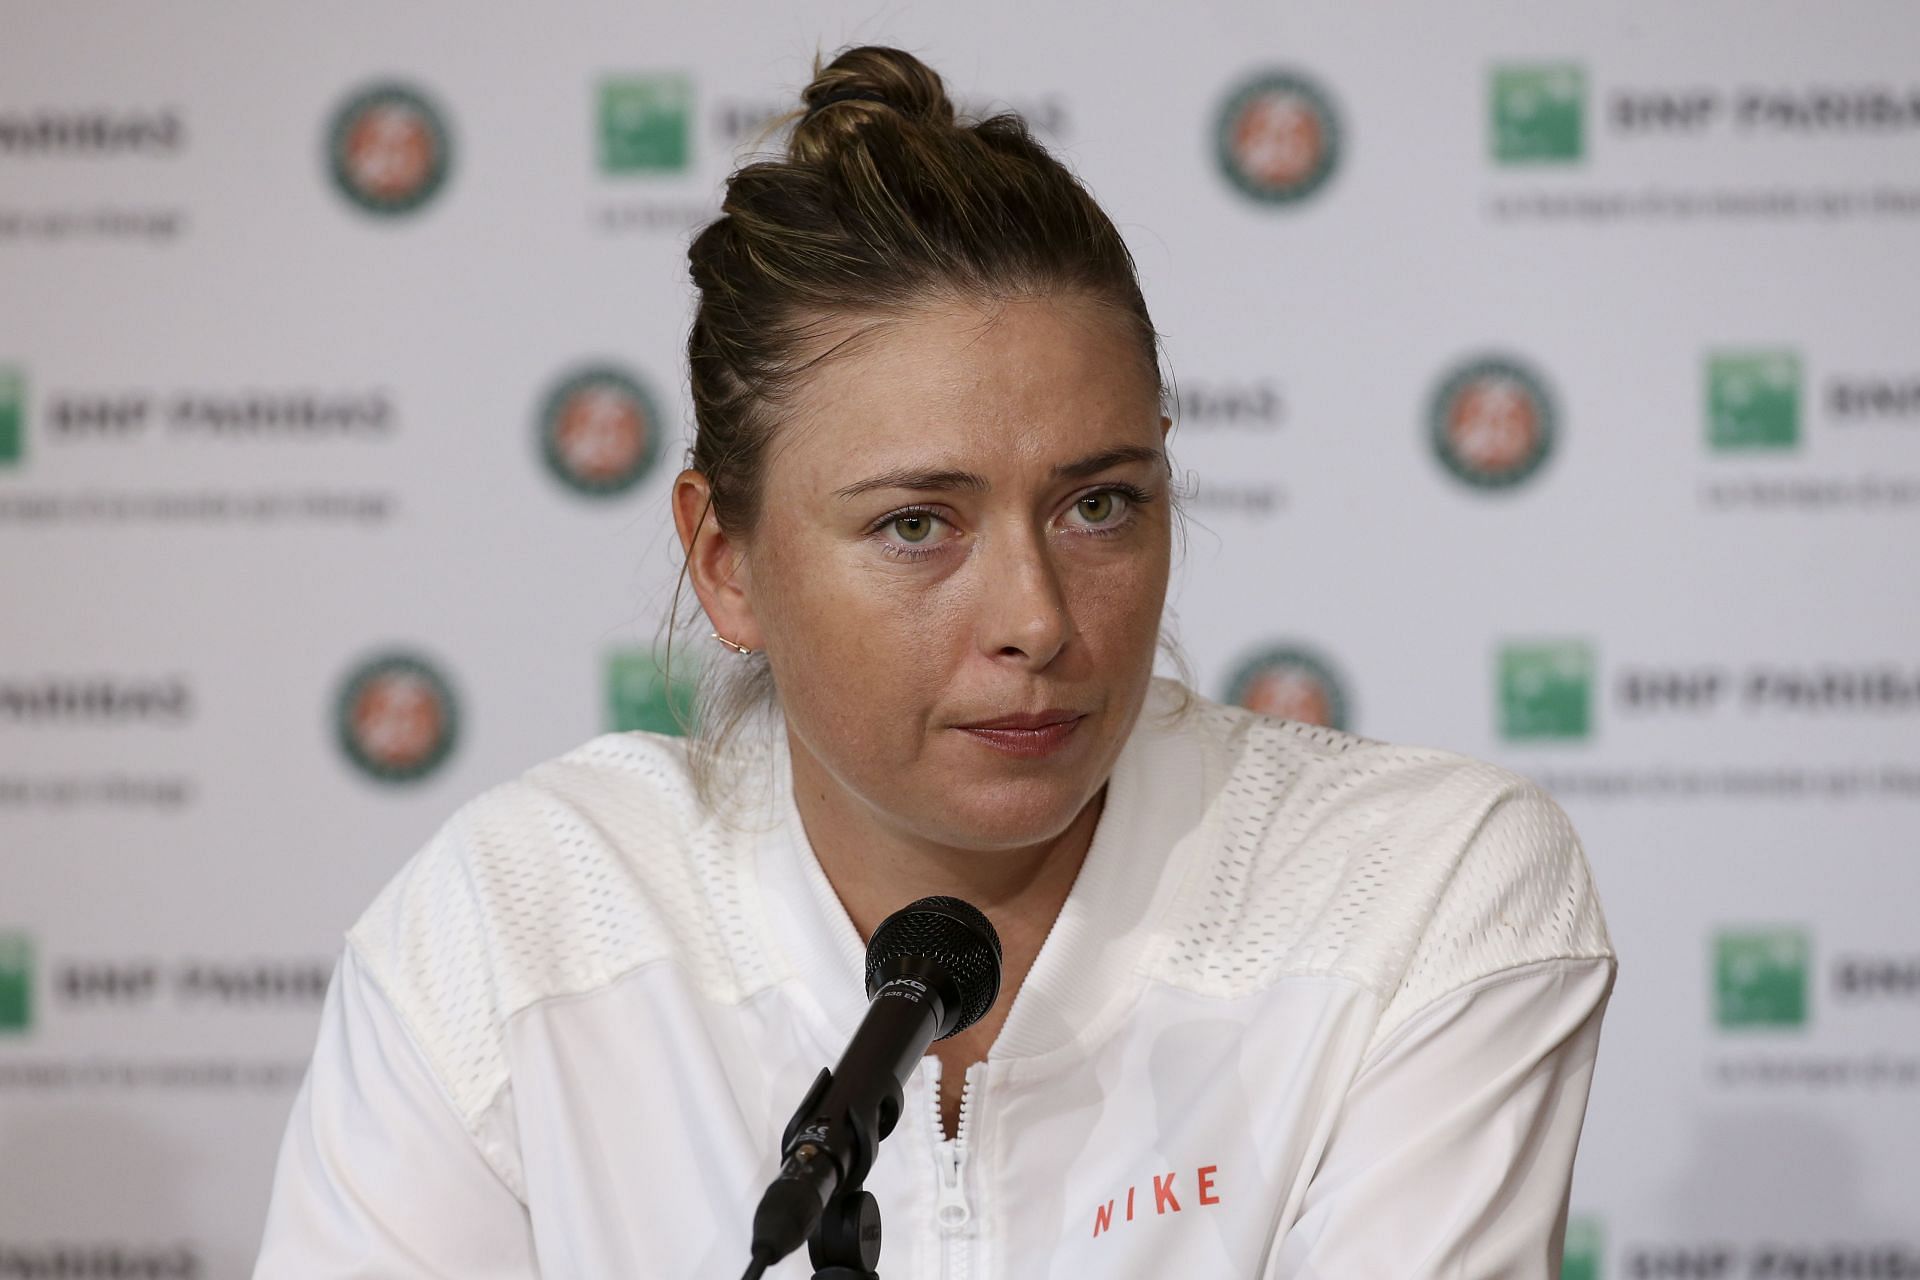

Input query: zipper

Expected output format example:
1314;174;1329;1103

925;1056;978;1279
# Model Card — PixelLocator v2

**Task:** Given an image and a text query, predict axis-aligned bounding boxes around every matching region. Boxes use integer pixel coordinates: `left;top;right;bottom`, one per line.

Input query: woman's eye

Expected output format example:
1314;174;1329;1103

1078;491;1117;523
891;513;937;543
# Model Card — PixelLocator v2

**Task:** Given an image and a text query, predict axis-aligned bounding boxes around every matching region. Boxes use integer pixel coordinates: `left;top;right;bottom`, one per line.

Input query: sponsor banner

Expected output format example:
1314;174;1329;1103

1;2;1914;1269
0;678;192;726
0;372;403;525
1496;643;1920;747
1709;926;1920;1092
0;110;190;244
1700;348;1920;512
1486;64;1920;224
0;1244;204;1277
1565;1226;1920;1280
0;935;325;1095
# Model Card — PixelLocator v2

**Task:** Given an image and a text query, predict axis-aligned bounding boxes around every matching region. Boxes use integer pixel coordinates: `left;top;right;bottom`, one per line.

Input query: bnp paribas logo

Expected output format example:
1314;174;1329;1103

334;651;459;784
1429;355;1556;491
1715;927;1811;1029
1707;350;1801;450
0;933;31;1034
1214;70;1341;206
538;364;665;498
1491;64;1586;164
1499;640;1593;741
0;366;23;468
606;648;697;736
1562;1217;1604;1280
327;82;453;216
1223;644;1350;731
599;74;693;174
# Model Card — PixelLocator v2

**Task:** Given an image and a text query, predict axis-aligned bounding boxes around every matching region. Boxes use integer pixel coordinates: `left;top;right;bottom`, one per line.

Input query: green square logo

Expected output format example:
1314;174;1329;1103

1707;350;1801;450
1492;65;1585;164
0;367;24;468
598;75;693;174
0;933;33;1034
606;648;697;736
1716;928;1810;1028
1499;641;1593;741
1562;1217;1604;1280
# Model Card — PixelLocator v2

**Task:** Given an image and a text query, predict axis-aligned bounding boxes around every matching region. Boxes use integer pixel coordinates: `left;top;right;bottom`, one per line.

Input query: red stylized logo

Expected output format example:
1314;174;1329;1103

1092;1164;1222;1238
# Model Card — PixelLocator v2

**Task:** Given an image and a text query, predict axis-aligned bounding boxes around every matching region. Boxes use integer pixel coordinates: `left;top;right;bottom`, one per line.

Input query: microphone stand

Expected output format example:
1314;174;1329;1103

779;1067;883;1279
807;1181;882;1280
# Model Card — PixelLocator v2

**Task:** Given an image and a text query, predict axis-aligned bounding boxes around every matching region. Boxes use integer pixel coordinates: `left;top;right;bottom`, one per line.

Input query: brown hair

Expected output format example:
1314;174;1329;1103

665;43;1188;809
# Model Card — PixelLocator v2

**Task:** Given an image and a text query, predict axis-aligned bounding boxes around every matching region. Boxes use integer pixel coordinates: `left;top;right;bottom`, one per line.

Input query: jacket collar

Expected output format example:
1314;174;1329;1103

755;677;1213;1066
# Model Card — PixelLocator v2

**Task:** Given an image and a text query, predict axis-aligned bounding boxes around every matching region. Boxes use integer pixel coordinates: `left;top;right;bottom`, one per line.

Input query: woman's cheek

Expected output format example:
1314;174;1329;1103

1069;553;1163;622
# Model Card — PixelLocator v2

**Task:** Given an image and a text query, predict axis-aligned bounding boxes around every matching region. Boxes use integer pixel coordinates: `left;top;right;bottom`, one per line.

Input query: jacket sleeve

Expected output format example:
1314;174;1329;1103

1265;954;1616;1279
252;944;539;1278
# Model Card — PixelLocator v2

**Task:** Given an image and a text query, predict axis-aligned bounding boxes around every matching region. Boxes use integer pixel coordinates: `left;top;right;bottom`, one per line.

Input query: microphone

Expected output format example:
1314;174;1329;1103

746;895;1003;1276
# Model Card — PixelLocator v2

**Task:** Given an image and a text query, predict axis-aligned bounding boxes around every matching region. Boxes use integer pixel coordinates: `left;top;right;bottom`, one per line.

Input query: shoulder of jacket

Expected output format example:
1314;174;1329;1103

343;730;780;1128
1150;701;1613;1043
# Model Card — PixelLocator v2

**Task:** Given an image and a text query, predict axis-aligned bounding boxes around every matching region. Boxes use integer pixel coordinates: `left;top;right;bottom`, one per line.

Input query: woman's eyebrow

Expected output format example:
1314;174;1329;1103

1053;444;1166;482
834;445;1165;501
834;467;989;501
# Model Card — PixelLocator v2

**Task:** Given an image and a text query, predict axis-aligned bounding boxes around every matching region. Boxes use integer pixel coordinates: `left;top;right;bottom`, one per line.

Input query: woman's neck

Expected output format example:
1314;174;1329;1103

783;731;1107;1135
783;730;1106;952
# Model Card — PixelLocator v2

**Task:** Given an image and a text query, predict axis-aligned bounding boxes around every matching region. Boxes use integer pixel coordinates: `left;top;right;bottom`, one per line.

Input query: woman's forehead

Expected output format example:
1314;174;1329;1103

775;296;1160;485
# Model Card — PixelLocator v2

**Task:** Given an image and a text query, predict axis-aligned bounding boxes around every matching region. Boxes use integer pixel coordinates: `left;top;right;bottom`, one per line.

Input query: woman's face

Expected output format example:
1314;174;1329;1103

704;292;1171;852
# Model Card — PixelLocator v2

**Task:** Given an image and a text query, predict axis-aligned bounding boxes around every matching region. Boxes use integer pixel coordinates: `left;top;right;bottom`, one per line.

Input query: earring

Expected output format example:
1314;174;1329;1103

710;631;756;657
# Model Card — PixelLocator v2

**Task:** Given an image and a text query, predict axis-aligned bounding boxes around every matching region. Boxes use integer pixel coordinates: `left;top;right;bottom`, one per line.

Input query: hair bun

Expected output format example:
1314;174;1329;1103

789;44;958;165
805;87;895;118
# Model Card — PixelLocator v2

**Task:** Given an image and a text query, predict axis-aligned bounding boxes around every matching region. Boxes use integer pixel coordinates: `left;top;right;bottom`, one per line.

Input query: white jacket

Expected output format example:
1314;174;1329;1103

255;677;1616;1278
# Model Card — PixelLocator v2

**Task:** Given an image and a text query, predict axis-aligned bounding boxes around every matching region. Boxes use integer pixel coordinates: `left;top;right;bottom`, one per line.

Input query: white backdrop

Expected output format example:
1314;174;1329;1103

3;2;1917;1275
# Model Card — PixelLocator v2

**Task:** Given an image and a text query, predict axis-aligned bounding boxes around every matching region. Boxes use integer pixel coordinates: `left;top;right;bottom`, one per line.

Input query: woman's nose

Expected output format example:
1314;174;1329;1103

974;528;1073;667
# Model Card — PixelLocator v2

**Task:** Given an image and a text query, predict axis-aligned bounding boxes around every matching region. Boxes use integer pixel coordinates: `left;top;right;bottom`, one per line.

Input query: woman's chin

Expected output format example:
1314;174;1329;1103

919;780;1102;854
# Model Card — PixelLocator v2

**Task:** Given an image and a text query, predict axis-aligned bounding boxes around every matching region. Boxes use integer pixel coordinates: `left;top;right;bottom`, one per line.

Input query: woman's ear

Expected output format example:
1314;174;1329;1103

671;469;763;651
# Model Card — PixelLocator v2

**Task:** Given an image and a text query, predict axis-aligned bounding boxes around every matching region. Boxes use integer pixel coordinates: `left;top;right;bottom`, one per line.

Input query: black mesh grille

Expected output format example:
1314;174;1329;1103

864;896;1003;1035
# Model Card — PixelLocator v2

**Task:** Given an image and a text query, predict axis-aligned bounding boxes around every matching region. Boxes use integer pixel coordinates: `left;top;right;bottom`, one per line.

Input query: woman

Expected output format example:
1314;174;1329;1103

255;45;1615;1278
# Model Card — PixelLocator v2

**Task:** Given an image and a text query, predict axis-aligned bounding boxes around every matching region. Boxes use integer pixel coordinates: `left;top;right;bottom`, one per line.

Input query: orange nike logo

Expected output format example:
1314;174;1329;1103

1092;1165;1222;1237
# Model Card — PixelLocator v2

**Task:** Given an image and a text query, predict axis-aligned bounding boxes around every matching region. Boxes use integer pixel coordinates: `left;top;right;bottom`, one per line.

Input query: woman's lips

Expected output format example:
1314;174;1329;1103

955;714;1085;758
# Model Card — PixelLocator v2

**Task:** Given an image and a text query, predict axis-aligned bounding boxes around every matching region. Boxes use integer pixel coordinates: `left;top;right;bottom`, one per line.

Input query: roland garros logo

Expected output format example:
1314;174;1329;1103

1215;70;1341;205
1428;355;1556;490
538;364;664;497
334;653;458;783
327;82;452;216
1224;645;1349;731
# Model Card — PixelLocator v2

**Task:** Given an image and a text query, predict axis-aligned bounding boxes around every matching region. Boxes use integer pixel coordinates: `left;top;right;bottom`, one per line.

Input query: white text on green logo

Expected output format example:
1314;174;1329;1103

599;75;692;174
1707;350;1801;450
1492;65;1585;164
606;648;697;736
0;934;32;1034
1500;641;1593;740
1563;1217;1604;1280
1716;928;1810;1028
0;368;24;468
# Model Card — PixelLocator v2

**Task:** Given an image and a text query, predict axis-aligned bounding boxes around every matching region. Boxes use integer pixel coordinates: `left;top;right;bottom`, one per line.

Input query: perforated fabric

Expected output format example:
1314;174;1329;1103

346;735;785;1187
1147;695;1612;1051
343;675;1611;1192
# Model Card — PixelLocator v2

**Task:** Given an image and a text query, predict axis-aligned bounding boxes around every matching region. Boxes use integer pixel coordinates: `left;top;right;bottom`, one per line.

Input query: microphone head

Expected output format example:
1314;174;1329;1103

864;896;1003;1038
